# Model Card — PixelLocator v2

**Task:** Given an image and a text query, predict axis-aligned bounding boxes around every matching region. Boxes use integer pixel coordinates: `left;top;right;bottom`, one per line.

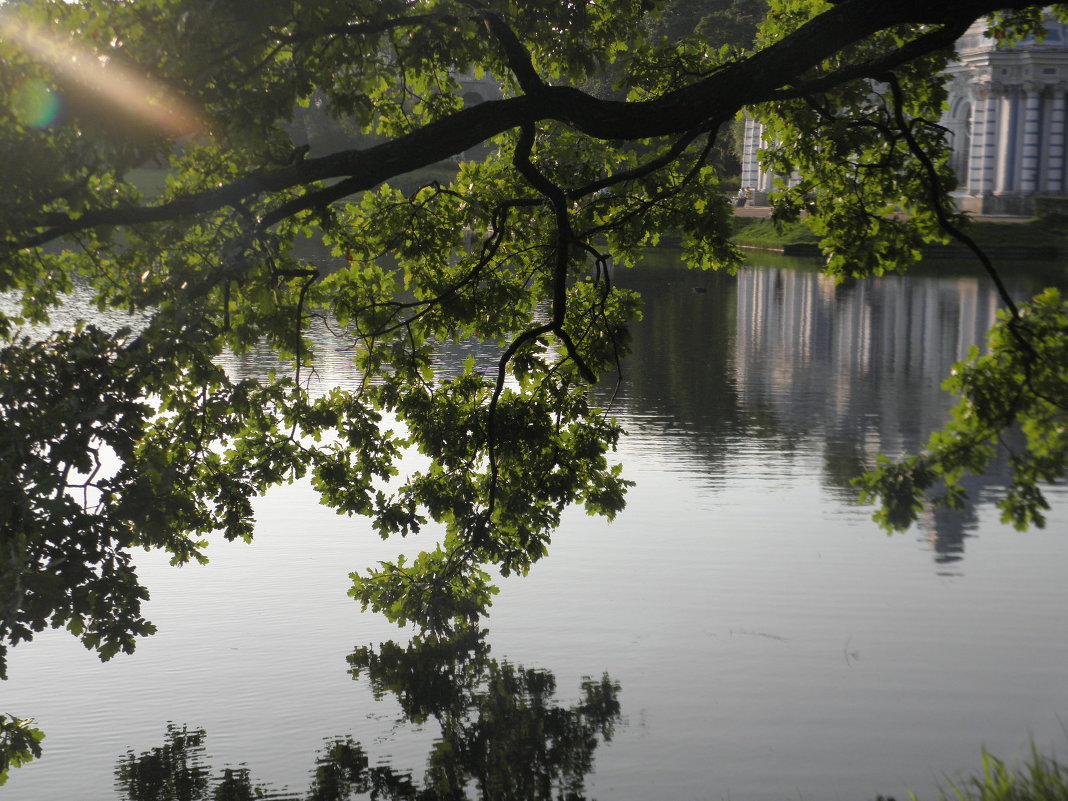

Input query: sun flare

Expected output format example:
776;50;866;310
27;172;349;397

1;10;204;136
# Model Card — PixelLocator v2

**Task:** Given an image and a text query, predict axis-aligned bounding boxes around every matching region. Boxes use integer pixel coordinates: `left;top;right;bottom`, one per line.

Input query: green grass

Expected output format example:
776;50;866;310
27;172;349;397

965;219;1065;250
730;217;821;248
933;746;1068;801
873;746;1068;801
729;216;1066;253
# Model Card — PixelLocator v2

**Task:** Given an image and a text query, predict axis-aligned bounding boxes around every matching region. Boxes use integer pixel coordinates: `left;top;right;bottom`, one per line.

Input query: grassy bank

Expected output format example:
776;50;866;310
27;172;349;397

730;216;1067;255
882;745;1068;801
731;217;821;248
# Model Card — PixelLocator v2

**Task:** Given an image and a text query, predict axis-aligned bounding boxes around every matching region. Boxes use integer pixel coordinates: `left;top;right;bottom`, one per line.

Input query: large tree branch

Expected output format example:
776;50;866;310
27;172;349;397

10;0;1040;251
768;19;972;101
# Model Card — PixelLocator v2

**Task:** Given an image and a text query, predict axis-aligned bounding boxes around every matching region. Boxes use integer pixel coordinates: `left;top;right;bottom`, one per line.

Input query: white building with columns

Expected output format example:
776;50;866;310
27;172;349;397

741;15;1068;215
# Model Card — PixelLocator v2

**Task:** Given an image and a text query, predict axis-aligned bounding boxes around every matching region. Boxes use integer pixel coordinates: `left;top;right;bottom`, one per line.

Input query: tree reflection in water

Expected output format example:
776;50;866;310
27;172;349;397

114;628;622;801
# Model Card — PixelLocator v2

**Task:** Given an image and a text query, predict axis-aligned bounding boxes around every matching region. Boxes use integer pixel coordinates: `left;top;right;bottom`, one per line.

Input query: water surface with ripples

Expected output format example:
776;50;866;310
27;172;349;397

4;253;1068;801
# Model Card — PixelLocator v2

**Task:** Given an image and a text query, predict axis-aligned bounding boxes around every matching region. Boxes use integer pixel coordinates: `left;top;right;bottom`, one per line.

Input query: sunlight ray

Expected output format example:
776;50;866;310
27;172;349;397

0;10;205;137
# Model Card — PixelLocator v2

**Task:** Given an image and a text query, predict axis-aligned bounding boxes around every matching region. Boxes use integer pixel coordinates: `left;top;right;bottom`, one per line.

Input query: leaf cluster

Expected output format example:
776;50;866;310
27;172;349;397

857;289;1068;531
112;629;621;799
0;714;44;787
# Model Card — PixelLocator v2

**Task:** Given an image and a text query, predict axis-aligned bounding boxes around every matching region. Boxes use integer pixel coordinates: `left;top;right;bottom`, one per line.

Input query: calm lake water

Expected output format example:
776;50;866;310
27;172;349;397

4;253;1068;801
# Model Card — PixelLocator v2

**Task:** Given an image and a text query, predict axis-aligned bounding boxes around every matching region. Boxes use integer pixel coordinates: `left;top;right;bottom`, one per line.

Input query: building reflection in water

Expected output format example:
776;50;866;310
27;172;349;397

733;264;1021;564
113;627;621;801
603;255;1058;566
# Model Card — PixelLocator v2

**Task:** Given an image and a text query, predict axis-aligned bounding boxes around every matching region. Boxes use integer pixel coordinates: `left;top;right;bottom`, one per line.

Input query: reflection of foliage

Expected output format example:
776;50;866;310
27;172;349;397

213;768;264;801
0;713;44;786
822;437;872;499
114;629;620;801
114;724;214;801
349;627;621;801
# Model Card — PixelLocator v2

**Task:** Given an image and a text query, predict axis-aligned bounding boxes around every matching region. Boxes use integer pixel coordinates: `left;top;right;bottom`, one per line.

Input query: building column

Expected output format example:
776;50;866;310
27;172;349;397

966;87;987;195
994;83;1015;194
974;82;1001;196
1019;82;1043;193
1038;84;1054;192
741;116;764;191
756;162;773;195
1042;83;1067;194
